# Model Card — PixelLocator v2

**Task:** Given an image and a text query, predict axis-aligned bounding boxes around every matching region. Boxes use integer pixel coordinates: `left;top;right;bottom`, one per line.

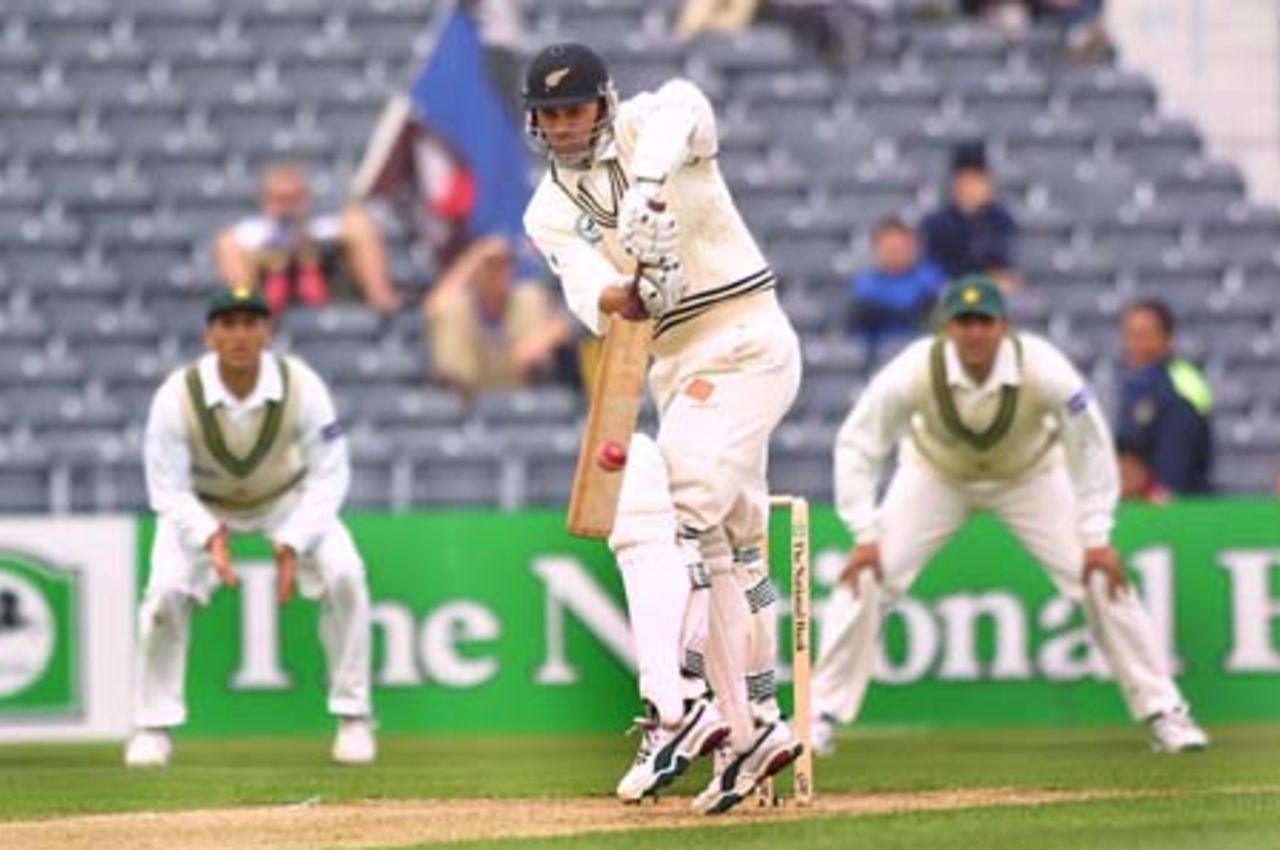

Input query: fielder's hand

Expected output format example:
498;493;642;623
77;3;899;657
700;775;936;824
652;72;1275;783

206;526;237;589
1083;545;1129;600
619;181;678;265
635;257;685;319
274;544;297;603
840;543;883;598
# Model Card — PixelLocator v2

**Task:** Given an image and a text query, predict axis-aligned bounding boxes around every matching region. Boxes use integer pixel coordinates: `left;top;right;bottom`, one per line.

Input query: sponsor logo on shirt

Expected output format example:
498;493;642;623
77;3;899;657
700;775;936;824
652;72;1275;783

321;421;344;442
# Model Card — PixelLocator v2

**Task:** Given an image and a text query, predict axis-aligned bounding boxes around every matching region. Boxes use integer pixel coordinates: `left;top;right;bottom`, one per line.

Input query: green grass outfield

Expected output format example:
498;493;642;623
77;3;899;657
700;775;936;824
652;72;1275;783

2;725;1278;849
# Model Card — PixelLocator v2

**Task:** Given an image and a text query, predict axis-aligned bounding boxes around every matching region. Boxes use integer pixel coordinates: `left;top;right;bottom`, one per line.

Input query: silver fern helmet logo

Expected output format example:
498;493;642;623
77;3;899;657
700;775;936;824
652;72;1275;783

544;67;571;89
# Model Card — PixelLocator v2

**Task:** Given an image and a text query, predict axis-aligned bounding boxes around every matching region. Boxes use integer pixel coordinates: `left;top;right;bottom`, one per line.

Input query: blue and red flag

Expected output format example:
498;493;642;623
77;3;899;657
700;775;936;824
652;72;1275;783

355;1;532;269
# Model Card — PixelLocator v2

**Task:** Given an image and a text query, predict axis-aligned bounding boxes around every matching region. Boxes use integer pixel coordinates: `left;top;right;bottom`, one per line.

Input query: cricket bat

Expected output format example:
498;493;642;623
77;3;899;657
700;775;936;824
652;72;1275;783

565;312;652;538
565;200;667;538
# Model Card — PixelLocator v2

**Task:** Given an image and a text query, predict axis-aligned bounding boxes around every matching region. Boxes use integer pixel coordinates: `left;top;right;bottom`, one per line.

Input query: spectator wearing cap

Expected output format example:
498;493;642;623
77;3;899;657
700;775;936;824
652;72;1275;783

215;162;402;315
847;217;946;354
921;141;1020;294
1116;299;1214;495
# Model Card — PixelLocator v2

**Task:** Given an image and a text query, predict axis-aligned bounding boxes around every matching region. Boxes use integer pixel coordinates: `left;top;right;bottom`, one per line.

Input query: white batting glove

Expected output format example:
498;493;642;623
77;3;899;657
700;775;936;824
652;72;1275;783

635;256;685;319
619;180;679;266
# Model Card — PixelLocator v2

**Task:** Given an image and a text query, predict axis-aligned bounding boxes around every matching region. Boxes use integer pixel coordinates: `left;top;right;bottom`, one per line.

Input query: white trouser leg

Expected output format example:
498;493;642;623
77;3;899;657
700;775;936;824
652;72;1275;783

725;463;781;723
616;542;694;724
990;466;1186;720
811;461;970;723
735;548;781;723
302;521;372;718
679;573;711;700
608;433;696;726
700;527;757;751
134;518;221;729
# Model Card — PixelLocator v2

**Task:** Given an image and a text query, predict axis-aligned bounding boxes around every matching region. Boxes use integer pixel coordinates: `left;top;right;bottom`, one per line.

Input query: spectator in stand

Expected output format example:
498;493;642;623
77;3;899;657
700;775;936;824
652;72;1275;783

424;234;574;400
921;141;1020;294
848;217;946;354
961;0;1110;59
959;0;1033;36
675;0;889;64
215;162;402;315
1116;299;1214;496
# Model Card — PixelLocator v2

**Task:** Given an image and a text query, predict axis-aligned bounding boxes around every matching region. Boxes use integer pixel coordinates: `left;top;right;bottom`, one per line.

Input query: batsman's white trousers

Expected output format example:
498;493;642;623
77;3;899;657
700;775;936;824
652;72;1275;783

134;511;372;728
649;304;802;548
812;458;1187;725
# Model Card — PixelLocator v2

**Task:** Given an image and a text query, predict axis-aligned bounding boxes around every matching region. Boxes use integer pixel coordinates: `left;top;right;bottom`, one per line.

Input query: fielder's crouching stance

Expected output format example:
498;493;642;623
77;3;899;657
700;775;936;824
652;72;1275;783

522;42;803;813
125;287;375;768
809;276;1209;756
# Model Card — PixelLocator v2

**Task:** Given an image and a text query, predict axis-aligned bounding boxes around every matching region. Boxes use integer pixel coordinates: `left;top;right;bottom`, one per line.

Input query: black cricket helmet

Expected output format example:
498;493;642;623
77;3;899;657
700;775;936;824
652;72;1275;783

523;42;617;168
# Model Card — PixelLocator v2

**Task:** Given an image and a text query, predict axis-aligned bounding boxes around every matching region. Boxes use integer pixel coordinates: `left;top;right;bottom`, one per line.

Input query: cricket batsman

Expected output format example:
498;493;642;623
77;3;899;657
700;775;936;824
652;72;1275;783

810;276;1209;755
124;287;375;768
522;42;803;814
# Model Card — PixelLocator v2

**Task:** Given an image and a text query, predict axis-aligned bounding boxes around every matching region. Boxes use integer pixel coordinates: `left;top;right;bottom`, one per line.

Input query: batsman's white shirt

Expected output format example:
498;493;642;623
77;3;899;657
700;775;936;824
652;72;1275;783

523;78;801;541
524;79;780;360
135;350;371;728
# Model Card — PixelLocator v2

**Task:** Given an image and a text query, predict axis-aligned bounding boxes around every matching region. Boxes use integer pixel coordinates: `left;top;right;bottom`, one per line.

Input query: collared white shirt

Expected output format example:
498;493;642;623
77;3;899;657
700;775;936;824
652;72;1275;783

143;351;351;555
524;79;771;337
834;332;1119;547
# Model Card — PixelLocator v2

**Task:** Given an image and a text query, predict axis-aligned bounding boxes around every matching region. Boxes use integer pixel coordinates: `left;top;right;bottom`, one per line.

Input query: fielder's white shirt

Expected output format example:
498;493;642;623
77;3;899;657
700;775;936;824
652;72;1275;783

144;351;351;555
523;79;774;342
835;333;1120;547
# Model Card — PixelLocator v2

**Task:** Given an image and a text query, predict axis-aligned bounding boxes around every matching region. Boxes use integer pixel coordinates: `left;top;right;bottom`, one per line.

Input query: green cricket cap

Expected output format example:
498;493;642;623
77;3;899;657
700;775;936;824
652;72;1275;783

940;275;1006;320
206;286;272;323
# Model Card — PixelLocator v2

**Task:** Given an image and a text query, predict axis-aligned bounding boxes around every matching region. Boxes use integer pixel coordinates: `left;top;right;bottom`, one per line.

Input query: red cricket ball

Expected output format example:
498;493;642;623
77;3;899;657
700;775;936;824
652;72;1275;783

596;439;628;472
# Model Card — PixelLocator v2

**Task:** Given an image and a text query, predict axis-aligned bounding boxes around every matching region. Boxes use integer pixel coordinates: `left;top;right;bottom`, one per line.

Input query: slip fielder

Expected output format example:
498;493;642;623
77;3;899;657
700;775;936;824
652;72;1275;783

124;287;375;768
809;276;1208;755
521;42;803;814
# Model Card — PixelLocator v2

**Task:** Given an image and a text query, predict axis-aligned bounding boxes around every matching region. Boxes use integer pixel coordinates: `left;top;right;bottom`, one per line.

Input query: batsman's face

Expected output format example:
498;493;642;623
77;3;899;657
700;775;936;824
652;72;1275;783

535;101;601;161
206;311;272;372
946;314;1006;372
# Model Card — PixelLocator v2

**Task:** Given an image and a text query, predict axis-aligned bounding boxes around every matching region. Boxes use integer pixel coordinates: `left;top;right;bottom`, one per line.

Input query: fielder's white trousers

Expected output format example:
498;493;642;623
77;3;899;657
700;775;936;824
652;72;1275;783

812;459;1187;725
133;513;372;728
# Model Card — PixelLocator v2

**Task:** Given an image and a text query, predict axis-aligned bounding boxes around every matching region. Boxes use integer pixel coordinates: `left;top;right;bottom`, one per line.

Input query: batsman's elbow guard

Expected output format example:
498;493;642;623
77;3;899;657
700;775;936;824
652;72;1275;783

608;433;678;554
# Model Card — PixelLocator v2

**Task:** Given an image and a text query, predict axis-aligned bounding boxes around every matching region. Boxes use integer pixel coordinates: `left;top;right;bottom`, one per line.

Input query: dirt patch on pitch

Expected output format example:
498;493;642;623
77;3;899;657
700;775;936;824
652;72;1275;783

0;788;1144;849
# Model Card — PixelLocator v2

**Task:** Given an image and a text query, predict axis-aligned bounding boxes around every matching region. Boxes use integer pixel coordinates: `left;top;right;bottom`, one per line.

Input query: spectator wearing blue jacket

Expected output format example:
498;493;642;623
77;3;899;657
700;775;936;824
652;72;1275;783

921;141;1020;293
848;218;946;355
1116;300;1214;494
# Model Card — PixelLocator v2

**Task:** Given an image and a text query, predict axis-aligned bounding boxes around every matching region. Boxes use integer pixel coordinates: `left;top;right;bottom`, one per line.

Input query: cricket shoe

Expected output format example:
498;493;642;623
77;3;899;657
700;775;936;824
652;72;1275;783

1148;706;1209;753
124;728;172;768
332;716;377;765
616;697;730;803
692;719;803;815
